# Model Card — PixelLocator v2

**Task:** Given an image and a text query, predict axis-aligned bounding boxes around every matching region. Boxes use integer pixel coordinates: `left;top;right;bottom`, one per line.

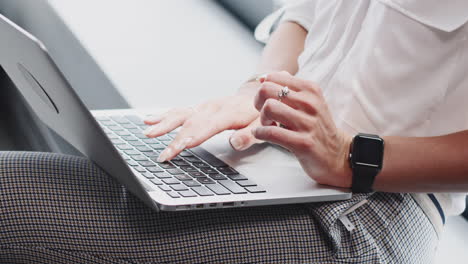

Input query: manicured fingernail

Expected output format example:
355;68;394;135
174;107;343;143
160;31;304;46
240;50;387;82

143;125;156;135
175;137;193;150
157;148;172;162
230;136;245;151
256;73;268;83
145;115;162;123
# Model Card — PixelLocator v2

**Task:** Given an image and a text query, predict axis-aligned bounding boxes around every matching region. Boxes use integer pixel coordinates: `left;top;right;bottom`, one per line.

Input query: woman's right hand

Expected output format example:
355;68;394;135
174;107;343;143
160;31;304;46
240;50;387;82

143;83;263;162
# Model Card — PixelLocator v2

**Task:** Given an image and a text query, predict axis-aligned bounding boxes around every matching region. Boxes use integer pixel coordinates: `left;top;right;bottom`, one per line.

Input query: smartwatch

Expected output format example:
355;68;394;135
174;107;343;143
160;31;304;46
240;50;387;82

349;133;385;193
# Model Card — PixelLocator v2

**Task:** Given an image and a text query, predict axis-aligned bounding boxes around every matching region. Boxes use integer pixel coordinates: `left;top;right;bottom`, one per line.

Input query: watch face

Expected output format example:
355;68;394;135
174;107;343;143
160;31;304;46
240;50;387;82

353;135;384;168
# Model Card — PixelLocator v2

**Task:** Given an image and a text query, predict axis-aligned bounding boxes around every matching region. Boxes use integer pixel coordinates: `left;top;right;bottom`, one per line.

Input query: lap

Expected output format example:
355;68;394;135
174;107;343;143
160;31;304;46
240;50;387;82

0;152;438;263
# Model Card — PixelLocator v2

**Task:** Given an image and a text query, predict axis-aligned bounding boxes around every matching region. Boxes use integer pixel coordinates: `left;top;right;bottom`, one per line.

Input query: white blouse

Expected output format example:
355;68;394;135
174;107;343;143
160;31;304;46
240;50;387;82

256;0;468;219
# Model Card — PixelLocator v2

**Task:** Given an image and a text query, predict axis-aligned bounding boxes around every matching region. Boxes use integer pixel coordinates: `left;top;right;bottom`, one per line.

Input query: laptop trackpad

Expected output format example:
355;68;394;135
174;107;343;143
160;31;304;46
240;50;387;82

199;131;342;195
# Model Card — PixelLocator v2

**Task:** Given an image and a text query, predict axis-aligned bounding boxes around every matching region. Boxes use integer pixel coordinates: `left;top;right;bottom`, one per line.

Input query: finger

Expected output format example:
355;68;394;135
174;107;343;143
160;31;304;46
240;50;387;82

144;114;165;125
157;116;233;162
262;71;319;94
260;99;306;130
229;118;264;151
252;125;303;151
143;108;194;138
255;81;315;113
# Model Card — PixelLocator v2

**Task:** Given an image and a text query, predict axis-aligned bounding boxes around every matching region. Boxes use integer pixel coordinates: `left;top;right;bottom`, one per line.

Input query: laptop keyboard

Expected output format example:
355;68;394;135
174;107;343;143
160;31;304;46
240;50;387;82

96;115;266;199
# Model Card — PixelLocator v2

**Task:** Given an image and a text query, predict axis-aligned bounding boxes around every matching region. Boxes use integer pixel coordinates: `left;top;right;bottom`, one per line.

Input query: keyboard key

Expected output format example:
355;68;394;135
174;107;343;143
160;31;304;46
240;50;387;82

138;161;156;167
180;166;198;172
134;166;146;173
236;180;257;187
111;116;130;124
126;160;138;166
175;174;192;181
245;186;266;193
227;174;248;181
111;139;125;145
162;178;179;185
172;160;189;166
178;190;197;198
144;151;160;157
155;172;172;179
217;167;239;175
167;168;184;175
208;173;227;181
188;171;205;178
156;135;172;141
107;125;123;131
158;185;172;191
190;147;226;167
99;120;114;126
142;138;159;144
136;146;153;152
124;150;140;155
184;156;201;163
158;162;176;169
117;144;134;150
166;191;180;198
171;184;189;191
134;133;148;139
107;134;119;139
122;136;139;141
191;186;214;196
206;184;231;195
179;150;193;157
218;180;247;194
183;180;201;187
129;141;146;146
150;179;163;185
193;162;210;168
96;116;110;121
131;155;148;161
125;115;145;125
122;123;136;129
117;131;131;136
128;128;142;134
200;168;218;174
142;173;155;179
197;177;216;185
147;167;164;173
148;143;165;150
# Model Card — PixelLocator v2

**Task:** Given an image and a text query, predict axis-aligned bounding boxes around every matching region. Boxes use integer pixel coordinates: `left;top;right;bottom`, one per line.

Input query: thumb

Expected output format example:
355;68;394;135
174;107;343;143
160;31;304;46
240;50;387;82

229;118;263;151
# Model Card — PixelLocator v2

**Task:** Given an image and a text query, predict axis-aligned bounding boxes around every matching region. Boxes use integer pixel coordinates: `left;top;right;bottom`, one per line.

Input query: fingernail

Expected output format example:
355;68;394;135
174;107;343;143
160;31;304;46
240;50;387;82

145;115;162;123
229;136;245;151
143;125;156;135
175;137;193;150
256;73;268;83
157;148;172;162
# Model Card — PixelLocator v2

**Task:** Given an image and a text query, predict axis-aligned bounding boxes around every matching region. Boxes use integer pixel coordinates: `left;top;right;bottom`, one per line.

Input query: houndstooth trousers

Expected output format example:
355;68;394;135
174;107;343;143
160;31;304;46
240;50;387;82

0;152;439;264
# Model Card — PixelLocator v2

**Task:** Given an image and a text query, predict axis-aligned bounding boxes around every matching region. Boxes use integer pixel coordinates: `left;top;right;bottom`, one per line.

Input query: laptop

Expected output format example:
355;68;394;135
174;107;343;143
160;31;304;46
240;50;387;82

0;14;351;211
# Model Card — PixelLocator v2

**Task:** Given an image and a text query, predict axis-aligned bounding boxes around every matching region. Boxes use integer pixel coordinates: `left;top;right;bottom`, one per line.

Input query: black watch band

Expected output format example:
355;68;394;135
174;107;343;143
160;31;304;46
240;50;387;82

349;133;384;193
351;165;378;193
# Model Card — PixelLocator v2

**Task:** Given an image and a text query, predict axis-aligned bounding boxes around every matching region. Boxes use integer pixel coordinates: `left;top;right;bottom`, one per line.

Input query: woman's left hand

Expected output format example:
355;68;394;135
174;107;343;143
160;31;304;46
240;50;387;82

253;71;352;188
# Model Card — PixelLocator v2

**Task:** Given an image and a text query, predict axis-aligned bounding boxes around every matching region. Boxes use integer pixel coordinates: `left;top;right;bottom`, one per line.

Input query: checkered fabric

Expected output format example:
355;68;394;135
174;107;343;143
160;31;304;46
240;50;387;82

0;152;438;263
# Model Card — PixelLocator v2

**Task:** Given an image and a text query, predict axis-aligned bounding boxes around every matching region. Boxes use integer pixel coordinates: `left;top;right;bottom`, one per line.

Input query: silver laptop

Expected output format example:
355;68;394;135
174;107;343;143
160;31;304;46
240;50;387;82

0;14;351;211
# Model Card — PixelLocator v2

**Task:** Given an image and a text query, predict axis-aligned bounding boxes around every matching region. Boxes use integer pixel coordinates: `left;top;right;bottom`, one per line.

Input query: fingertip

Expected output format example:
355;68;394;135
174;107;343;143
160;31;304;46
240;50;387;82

257;73;268;83
144;115;163;125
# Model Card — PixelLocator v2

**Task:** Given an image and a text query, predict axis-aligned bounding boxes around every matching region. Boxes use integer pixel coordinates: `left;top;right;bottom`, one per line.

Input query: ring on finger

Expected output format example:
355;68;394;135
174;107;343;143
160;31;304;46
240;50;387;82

277;86;289;102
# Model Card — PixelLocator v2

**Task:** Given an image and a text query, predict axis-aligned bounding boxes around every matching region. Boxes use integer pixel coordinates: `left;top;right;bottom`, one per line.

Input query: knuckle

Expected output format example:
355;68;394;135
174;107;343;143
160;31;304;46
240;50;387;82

258;83;271;98
263;99;277;114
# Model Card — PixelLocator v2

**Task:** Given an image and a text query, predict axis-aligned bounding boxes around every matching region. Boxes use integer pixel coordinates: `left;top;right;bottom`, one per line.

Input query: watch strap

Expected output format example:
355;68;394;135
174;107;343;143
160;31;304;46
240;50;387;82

352;165;378;193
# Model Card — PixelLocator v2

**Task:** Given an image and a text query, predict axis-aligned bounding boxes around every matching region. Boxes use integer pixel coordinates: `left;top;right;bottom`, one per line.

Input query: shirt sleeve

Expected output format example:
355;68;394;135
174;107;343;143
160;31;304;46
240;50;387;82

254;0;317;43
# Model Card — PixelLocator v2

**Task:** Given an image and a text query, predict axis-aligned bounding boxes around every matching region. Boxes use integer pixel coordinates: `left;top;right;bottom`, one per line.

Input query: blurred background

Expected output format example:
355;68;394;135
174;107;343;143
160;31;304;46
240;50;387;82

0;1;466;262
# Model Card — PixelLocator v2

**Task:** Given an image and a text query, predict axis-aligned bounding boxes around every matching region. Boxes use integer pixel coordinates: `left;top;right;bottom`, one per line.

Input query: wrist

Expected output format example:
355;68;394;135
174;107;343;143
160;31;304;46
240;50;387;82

338;133;353;188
